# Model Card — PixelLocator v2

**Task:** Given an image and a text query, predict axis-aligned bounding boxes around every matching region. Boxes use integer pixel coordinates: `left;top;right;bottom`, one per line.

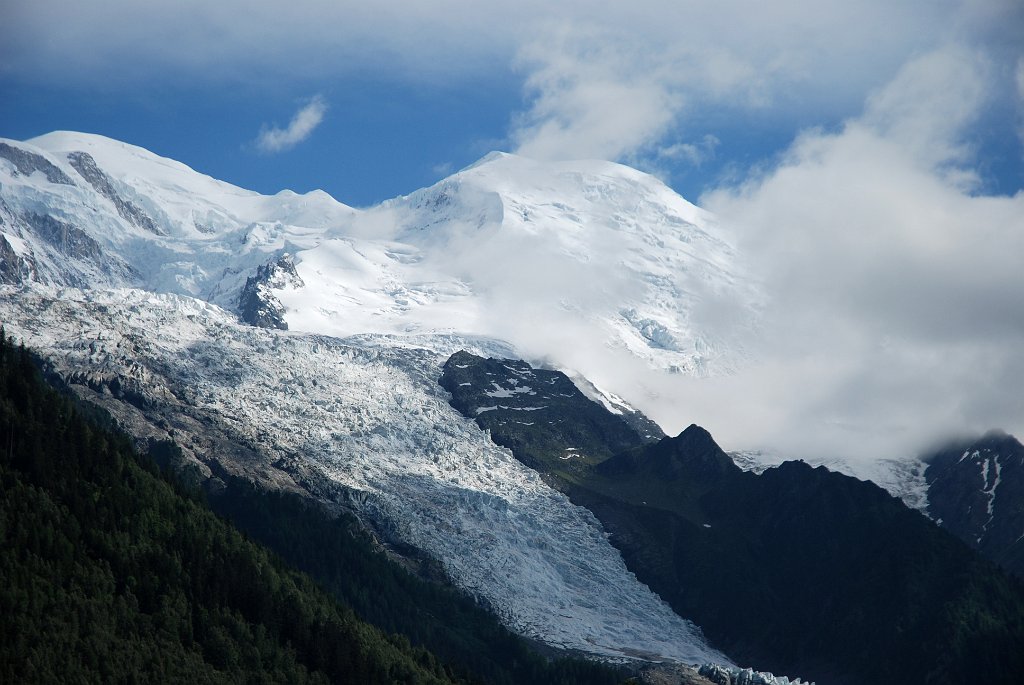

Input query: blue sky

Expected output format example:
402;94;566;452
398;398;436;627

3;1;1021;208
0;74;523;207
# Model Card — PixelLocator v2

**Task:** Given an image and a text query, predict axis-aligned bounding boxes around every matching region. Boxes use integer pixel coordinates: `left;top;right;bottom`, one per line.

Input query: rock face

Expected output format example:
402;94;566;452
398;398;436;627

24;213;104;262
0;142;74;185
439;350;659;473
440;352;1024;685
599;424;740;481
11;212;138;288
238;254;304;329
67;151;163;235
924;431;1024;576
0;234;34;285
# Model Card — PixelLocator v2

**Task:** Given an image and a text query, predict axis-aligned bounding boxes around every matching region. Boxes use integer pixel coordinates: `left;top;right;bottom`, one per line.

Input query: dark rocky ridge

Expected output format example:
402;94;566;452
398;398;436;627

0;141;75;185
24;212;104;261
17;212;139;287
67;151;163;235
238;254;304;329
0;234;35;284
440;350;657;474
924;430;1024;576
599;423;740;481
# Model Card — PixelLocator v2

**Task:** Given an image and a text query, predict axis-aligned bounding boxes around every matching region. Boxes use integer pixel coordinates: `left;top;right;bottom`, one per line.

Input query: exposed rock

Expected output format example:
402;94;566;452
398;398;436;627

598;423;741;481
924;430;1024;576
23;213;103;261
440;350;654;473
238;253;304;329
0;234;34;285
638;662;718;685
6;212;138;288
0;142;74;185
67;151;163;235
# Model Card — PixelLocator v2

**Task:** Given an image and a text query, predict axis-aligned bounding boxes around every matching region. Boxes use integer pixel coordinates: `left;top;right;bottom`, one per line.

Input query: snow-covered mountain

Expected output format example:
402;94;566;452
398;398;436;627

1;133;759;389
0;132;354;300
0;132;755;667
278;151;757;377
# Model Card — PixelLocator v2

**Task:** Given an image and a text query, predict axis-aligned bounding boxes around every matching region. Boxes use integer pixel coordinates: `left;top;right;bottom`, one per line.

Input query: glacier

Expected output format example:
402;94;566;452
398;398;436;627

0;284;730;666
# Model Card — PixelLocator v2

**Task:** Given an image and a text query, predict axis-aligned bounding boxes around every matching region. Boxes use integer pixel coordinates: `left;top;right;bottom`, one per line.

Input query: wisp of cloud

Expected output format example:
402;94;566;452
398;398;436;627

256;96;327;153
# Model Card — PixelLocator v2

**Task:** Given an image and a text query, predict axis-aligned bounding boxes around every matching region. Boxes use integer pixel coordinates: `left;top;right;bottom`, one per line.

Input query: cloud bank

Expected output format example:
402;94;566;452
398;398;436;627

6;1;1020;167
680;46;1024;459
255;96;327;153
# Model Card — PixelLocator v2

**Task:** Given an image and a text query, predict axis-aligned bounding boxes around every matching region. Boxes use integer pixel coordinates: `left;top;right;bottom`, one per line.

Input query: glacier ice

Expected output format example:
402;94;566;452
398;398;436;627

0;284;731;666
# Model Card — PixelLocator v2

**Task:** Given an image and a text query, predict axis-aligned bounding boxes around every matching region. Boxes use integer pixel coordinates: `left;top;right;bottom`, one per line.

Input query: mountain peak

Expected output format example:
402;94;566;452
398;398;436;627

599;423;739;481
460;150;516;172
456;148;672;185
675;423;717;447
28;129;179;169
655;424;739;479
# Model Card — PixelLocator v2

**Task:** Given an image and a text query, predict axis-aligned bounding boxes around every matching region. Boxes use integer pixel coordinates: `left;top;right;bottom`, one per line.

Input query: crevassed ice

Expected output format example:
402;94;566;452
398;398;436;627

0;285;731;666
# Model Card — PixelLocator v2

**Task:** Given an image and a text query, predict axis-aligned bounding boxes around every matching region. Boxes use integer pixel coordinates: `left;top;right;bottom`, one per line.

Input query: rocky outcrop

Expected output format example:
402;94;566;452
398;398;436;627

0;234;34;285
440;350;655;473
0;142;74;185
67;151;163;235
23;212;104;261
238;254;304;329
11;212;138;288
598;423;741;481
924;431;1024;576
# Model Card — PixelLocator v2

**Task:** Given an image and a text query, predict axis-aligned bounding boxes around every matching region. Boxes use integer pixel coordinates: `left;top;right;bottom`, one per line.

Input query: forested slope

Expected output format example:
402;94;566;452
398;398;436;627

0;330;628;684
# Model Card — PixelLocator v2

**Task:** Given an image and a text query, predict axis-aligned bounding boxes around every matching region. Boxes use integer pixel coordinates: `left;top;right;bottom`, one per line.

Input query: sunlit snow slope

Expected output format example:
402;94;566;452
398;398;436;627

1;134;759;388
280;152;759;379
0;132;354;301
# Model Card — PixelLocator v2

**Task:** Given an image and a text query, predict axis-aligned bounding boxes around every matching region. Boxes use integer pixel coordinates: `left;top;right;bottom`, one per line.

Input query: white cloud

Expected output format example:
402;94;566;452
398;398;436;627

658;135;720;166
6;1;1019;165
686;46;1024;459
510;25;682;161
432;161;454;177
860;47;989;178
255;96;327;153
